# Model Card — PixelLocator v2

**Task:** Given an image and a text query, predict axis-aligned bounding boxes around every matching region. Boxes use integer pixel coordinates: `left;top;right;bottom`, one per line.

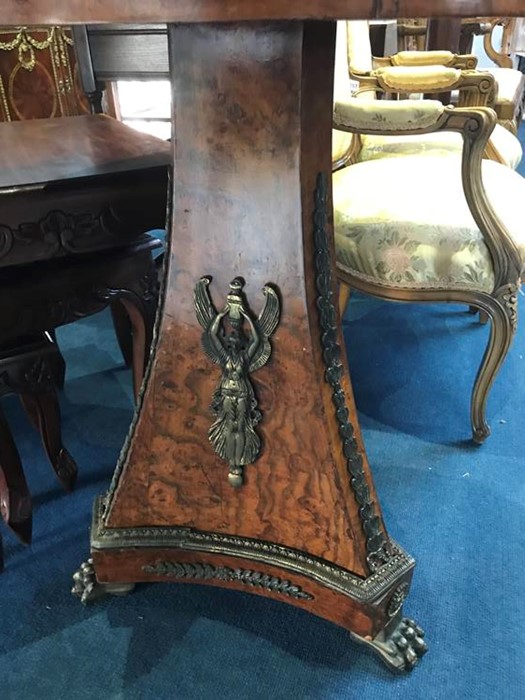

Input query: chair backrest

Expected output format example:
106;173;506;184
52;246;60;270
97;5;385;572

332;22;374;170
345;21;374;74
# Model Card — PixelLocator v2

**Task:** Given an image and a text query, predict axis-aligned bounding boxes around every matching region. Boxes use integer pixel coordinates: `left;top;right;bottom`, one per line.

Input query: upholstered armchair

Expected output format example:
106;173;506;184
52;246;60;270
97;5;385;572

333;98;524;443
461;17;525;133
334;21;523;171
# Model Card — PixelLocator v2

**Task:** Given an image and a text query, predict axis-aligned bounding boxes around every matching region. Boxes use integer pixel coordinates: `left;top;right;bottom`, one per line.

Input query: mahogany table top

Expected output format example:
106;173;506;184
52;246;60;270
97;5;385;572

2;0;524;25
0;115;170;190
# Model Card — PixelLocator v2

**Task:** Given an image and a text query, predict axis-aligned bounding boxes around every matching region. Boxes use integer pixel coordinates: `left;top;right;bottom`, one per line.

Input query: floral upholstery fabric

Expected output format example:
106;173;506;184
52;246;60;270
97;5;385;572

333;154;525;291
487;67;525;104
332;128;353;164
355;122;522;169
333;98;445;133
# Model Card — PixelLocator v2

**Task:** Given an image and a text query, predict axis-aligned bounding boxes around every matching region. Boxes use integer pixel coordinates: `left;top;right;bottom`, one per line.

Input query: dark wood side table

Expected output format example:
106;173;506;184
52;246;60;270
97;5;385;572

0;114;169;564
4;0;523;674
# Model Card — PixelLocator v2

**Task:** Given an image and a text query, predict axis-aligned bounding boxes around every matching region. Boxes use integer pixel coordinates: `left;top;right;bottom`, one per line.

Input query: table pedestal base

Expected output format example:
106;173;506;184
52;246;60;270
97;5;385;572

77;20;427;673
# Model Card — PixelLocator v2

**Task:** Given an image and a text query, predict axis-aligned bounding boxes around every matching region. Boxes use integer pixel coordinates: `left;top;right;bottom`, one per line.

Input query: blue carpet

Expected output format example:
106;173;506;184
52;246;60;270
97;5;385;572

1;130;525;697
517;119;525;178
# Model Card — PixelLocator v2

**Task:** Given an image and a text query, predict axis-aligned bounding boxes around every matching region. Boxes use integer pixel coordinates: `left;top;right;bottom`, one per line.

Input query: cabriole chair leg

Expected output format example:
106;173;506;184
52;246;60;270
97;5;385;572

471;294;516;444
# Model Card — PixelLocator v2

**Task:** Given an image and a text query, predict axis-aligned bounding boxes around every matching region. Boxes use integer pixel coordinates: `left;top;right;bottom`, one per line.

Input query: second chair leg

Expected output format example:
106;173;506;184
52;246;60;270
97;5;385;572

471;296;516;443
19;391;78;492
0;402;32;545
117;297;156;402
110;301;134;369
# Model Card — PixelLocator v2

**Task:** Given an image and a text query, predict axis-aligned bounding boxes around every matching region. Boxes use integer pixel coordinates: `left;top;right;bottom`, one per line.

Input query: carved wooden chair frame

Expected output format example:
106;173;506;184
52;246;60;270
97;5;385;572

333;101;522;443
332;68;501;170
395;16;525;132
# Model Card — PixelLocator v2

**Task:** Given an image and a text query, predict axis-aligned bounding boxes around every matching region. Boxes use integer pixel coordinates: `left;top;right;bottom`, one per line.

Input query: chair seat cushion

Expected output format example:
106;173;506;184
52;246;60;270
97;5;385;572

333;154;525;292
332;129;354;164
486;67;525;104
357;123;522;169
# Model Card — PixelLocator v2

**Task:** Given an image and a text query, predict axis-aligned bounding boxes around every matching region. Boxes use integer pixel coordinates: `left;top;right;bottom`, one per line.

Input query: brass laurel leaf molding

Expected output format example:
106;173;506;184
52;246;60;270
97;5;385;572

91;497;414;603
142;560;314;600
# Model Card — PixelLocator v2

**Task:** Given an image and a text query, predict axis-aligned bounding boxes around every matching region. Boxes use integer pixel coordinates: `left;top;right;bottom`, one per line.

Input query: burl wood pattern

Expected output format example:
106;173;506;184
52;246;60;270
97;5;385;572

93;548;412;639
103;22;382;580
2;0;524;24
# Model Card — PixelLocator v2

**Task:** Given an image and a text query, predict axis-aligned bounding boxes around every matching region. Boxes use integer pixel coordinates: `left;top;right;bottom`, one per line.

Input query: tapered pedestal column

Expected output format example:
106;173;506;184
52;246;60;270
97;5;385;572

80;21;426;672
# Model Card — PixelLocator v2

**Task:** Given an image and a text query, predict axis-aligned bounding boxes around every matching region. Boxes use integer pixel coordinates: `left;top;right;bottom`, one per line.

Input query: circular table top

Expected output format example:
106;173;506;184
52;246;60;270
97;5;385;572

3;0;524;25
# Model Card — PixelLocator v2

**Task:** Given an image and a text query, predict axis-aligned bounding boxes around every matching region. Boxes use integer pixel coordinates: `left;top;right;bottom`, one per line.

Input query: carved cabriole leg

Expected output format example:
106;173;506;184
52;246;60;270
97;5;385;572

471;285;518;444
336;266;518;445
19;392;78;492
108;258;159;401
0;403;32;545
85;22;424;673
116;298;150;401
110;301;134;370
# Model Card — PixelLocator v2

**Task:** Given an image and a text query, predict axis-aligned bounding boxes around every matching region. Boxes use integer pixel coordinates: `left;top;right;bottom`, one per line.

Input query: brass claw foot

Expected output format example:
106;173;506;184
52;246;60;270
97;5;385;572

72;558;134;605
353;615;428;673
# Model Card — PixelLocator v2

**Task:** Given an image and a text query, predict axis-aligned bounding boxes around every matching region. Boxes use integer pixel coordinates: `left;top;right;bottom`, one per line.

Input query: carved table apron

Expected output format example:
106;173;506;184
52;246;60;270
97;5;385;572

6;0;522;675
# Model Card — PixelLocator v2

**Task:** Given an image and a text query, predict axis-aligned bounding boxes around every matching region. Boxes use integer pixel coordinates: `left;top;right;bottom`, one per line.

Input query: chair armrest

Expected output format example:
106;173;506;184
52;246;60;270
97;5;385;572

333;99;521;289
333;98;446;135
372;65;462;91
355;66;496;108
374;50;478;70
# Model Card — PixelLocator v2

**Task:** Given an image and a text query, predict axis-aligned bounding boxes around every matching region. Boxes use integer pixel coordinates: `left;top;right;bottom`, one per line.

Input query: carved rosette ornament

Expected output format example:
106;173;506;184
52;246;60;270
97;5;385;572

387;582;410;617
495;282;519;334
194;277;280;488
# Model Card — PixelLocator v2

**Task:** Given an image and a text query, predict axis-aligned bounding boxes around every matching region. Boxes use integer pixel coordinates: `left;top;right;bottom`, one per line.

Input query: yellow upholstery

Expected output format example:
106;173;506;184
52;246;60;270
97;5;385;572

334;154;525;291
372;65;462;91
487;66;525;104
335;20;523;170
391;50;461;67
333;98;445;132
346;20;373;73
356;123;522;169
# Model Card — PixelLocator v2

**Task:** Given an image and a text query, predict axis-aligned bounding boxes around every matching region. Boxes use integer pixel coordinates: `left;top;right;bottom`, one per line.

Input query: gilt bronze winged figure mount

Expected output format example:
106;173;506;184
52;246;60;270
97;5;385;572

194;277;280;487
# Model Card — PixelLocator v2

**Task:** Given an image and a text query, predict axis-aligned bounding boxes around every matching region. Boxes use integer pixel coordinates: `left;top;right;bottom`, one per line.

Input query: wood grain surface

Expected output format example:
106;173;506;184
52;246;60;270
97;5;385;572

103;21;383;579
92;547;413;638
0;115;170;189
2;0;524;25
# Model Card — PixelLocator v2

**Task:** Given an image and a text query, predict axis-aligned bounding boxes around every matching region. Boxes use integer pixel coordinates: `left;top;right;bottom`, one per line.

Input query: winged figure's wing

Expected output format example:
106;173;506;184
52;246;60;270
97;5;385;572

194;277;216;330
249;338;271;372
257;286;280;337
249;286;280;372
194;276;227;366
202;332;227;366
